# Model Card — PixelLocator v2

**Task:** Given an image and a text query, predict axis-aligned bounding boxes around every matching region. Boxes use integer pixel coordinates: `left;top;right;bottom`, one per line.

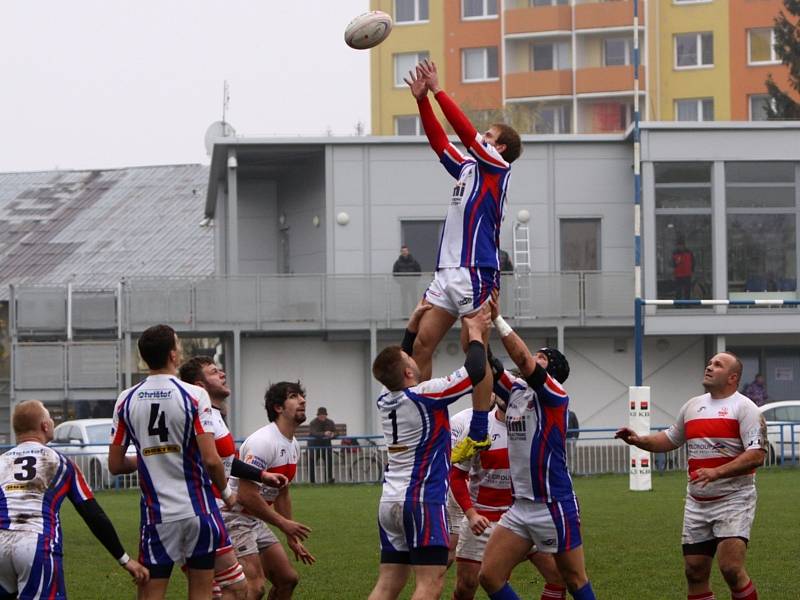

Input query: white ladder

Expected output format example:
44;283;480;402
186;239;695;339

512;222;532;317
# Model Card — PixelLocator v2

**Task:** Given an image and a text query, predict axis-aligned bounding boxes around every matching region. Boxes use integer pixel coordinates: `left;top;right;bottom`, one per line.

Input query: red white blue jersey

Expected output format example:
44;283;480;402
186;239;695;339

453;409;512;521
111;374;217;524
377;367;475;504
495;370;574;503
209;407;236;506
228;422;298;510
0;441;93;545
437;134;510;270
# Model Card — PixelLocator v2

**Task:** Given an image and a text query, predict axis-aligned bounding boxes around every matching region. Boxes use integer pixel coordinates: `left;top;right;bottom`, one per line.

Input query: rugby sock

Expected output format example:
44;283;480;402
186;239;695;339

731;580;757;600
488;583;521;600
541;583;567;599
688;593;715;600
570;582;596;600
468;410;489;440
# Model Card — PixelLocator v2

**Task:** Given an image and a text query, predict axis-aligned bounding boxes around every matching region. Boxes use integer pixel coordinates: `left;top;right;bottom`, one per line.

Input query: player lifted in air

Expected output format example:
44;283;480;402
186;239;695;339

179;357;288;600
108;324;237;600
0;400;148;599
368;300;490;600
404;59;522;463
450;391;566;600
224;381;315;600
479;298;596;600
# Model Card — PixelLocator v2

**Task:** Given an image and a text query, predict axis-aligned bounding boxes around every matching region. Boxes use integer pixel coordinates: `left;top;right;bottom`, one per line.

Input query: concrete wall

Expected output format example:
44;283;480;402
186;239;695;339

237;179;278;274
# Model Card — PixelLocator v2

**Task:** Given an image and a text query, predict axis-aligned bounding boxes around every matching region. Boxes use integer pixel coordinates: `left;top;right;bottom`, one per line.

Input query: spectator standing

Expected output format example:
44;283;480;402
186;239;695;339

309;407;337;484
672;237;695;300
743;373;768;407
499;249;514;273
392;245;422;316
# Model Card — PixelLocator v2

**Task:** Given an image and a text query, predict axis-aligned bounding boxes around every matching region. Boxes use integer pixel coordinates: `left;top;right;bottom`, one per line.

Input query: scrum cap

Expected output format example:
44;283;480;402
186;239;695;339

538;347;570;383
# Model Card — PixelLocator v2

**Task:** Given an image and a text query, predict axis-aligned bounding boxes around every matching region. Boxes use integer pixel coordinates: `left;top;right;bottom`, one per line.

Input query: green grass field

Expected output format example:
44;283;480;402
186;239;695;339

60;469;800;599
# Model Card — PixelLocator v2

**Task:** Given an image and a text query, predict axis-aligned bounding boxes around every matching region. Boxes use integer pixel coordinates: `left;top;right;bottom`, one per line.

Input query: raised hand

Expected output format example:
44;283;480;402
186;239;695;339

403;65;428;100
417;58;441;94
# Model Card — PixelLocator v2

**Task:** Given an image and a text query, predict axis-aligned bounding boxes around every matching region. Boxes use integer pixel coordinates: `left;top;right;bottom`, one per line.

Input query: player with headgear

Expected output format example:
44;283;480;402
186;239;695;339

477;295;596;600
404;58;522;464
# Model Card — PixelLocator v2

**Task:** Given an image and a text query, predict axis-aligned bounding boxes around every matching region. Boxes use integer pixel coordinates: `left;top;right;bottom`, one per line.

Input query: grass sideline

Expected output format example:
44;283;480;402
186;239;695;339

60;469;799;599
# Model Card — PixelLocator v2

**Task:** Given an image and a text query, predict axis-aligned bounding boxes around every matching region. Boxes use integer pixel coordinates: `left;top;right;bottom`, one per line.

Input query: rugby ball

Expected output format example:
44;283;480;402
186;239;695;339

344;11;393;50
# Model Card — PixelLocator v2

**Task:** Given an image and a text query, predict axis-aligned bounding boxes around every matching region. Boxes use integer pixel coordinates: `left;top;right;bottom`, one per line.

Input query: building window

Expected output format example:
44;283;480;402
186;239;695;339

675;98;714;121
604;38;631;67
535;105;571;134
675;32;713;68
560;219;601;271
673;0;713;4
532;0;568;6
395;0;429;23
749;94;775;121
394;51;430;87
748;28;779;65
395;115;421;136
463;47;499;82
401;220;444;272
726;162;798;294
532;41;570;71
654;162;713;300
463;0;497;19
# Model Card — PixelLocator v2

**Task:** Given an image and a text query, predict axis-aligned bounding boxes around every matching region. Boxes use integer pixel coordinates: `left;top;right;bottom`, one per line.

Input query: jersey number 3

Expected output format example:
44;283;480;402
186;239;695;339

148;404;169;442
14;456;37;481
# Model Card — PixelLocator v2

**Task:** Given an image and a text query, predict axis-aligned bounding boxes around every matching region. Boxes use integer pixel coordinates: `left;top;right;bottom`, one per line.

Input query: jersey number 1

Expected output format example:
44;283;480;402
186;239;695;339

388;410;399;445
148;404;169;442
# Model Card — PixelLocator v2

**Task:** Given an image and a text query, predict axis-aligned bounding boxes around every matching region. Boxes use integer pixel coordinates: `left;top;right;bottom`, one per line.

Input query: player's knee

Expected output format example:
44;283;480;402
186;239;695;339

684;561;709;585
275;567;299;591
246;576;266;600
478;568;502;593
454;572;478;599
718;561;744;586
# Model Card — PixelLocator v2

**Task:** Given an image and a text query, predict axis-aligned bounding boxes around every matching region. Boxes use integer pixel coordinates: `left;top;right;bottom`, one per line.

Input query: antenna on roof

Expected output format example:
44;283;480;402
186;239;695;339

204;81;236;156
222;80;230;124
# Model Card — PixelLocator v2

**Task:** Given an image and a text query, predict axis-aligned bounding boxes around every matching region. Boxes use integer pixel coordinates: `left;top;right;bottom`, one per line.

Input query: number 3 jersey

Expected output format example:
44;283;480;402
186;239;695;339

111;374;217;524
0;441;94;540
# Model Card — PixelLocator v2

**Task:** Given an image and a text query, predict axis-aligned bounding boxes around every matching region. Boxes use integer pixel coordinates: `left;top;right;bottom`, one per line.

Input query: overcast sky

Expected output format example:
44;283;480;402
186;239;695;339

0;1;370;172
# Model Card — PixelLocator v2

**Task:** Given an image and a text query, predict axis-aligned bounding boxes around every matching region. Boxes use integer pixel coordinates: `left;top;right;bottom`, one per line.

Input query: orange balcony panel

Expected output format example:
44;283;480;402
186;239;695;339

505;6;571;35
507;70;573;99
575;0;644;30
575;66;645;94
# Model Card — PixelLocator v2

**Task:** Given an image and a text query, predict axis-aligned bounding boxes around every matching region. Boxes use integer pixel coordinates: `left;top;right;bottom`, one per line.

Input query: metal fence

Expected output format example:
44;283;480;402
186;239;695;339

2;424;797;492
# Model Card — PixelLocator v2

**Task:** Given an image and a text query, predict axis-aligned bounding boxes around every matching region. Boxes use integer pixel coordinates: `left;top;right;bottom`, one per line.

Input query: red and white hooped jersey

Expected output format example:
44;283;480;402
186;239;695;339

665;391;767;500
453;408;511;521
0;441;93;541
228;422;298;510
111;374;217;524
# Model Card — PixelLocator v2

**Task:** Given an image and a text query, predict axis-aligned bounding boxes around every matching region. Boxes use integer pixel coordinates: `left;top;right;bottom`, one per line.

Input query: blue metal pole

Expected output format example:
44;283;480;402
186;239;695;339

633;0;643;386
634;297;643;386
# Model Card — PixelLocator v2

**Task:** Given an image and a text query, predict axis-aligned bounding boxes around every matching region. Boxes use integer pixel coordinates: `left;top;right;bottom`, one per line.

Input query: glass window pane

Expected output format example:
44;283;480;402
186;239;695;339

395;116;419;135
726;162;795;184
727;214;797;292
464;0;483;17
533;43;554;71
749;28;772;62
654;162;712;184
702;99;714;121
395;53;417;86
419;0;429;20
701;33;714;65
676;34;697;67
537;108;556;133
656;187;712;209
656;215;712;299
556;42;571;69
560;219;600;271
487;0;498;15
533;0;551;5
726;187;795;209
750;95;771;121
487;46;499;78
401;220;444;272
396;0;415;22
604;39;627;66
464;48;484;80
676;99;699;121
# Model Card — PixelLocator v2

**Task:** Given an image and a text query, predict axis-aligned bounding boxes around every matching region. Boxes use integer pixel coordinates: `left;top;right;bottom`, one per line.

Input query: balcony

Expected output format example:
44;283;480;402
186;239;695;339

575;0;644;30
507;70;573;99
575;65;645;94
505;4;571;36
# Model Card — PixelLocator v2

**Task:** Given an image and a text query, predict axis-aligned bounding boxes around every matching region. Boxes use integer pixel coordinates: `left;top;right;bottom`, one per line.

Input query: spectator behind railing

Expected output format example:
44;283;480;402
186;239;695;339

308;407;336;484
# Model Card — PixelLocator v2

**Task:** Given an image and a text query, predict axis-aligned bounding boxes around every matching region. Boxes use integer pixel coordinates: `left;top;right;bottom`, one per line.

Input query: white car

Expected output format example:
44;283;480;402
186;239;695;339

51;418;135;489
758;401;800;464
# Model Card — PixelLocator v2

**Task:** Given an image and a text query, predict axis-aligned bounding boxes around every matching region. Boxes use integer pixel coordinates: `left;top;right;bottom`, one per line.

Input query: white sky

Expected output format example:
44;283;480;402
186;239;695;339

0;0;370;172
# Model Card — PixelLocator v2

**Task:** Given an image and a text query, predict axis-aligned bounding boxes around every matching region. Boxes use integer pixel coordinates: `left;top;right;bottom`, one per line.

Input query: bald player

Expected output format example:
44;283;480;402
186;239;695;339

0;400;148;599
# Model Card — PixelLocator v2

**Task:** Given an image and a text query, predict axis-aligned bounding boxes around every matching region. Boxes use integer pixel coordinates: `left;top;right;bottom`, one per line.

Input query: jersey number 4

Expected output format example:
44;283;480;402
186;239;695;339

148;404;169;442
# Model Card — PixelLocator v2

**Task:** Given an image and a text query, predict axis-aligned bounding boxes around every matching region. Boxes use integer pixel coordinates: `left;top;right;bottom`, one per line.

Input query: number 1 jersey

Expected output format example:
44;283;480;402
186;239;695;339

111;374;217;524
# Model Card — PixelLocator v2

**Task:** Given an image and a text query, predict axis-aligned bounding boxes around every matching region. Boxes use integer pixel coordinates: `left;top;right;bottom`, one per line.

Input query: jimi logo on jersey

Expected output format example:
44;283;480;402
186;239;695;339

451;181;466;205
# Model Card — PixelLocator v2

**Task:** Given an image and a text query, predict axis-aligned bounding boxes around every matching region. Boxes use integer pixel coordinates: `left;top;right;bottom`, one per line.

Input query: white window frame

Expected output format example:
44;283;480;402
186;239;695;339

462;0;498;20
603;38;632;67
462;47;499;83
394;51;430;88
394;0;429;25
747;28;779;65
748;94;776;121
394;115;422;136
531;41;570;72
674;98;714;122
674;32;714;70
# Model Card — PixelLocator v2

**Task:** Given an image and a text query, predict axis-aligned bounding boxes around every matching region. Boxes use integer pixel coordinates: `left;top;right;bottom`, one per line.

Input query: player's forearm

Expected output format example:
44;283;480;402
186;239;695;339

274;490;292;520
633;432;676;453
238;482;285;527
417;96;449;156
714;449;766;479
231;458;265;483
204;456;229;493
434;90;477;148
449;466;473;512
74;499;127;561
498;327;536;378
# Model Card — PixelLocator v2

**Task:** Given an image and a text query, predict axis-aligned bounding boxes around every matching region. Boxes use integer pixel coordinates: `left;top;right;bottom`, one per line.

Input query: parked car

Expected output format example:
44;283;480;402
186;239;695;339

758;401;800;465
51;418;135;489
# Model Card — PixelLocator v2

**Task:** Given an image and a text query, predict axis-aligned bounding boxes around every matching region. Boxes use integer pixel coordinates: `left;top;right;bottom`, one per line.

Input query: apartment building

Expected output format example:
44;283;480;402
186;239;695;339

370;0;793;134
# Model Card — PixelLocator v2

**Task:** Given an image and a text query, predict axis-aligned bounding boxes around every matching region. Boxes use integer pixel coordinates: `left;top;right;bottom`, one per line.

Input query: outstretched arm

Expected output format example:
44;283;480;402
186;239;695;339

418;60;477;147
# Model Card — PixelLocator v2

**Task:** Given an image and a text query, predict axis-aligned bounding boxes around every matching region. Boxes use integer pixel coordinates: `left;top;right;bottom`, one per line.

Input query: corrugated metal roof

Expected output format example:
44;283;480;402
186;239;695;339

0;165;212;299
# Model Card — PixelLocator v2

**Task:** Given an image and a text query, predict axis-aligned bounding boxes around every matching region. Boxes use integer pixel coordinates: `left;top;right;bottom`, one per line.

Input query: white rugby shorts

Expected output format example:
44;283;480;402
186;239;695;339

682;487;757;545
0;529;64;600
225;513;280;557
446;490;465;535
425;267;498;317
456;517;538;563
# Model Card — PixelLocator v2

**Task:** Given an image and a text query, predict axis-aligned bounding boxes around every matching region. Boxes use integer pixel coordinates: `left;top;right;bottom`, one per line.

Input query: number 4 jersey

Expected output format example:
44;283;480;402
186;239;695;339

111;374;218;524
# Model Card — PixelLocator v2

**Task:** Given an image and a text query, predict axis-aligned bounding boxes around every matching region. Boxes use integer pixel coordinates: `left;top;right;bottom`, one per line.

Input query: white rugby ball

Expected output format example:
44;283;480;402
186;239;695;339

344;11;393;50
